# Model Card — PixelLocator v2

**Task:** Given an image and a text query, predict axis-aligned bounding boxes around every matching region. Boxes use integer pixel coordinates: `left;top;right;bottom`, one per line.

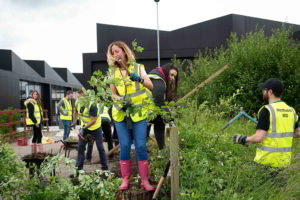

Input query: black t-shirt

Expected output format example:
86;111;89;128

149;69;167;107
89;105;98;117
256;107;299;131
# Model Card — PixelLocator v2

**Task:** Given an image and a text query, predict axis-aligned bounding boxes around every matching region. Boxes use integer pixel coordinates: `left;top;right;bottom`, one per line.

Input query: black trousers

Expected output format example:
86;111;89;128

31;125;42;143
148;115;166;150
101;118;113;151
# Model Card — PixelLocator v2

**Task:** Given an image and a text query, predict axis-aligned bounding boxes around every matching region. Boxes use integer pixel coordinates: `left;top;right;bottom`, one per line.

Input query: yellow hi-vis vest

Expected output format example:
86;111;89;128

100;106;111;122
60;98;72;121
254;101;297;167
111;64;152;122
75;99;84;128
25;100;43;125
81;102;101;131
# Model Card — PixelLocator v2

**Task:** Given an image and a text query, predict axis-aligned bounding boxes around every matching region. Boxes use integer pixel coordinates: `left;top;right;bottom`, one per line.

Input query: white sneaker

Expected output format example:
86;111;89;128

131;144;135;150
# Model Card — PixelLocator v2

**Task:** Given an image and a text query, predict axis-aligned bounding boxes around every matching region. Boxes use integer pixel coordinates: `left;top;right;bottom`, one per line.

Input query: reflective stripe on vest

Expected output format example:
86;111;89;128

60;98;72;121
148;74;166;88
100;106;111;121
26;102;42;125
254;101;295;167
81;102;101;131
111;64;152;122
75;99;85;128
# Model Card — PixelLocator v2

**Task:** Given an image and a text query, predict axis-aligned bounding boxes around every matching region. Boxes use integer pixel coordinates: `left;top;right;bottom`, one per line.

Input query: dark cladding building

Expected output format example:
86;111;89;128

0;49;83;125
74;14;300;89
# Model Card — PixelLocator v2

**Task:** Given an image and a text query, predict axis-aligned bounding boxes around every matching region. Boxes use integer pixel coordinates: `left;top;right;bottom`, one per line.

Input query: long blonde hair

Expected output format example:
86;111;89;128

106;41;135;67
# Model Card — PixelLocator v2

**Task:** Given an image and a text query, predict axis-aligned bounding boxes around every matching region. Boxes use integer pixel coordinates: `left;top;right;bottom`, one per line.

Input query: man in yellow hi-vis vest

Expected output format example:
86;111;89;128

57;90;74;140
75;100;108;173
233;78;299;168
86;105;114;162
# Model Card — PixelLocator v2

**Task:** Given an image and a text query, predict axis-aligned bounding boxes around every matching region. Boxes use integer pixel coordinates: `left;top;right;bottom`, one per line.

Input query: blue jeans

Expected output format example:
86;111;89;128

62;120;72;140
114;119;148;161
76;128;108;170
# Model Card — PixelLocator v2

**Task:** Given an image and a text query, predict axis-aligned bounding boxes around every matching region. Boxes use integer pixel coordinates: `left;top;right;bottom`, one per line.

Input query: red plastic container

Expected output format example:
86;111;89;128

17;137;28;146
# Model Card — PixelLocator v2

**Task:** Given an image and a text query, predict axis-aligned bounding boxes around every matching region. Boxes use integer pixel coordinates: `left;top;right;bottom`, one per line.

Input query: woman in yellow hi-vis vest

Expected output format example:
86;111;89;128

233;78;299;169
57;90;73;140
24;90;44;153
107;41;155;191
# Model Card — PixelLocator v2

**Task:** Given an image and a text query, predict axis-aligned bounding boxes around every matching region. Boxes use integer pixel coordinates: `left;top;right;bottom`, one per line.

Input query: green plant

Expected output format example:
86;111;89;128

175;27;300;115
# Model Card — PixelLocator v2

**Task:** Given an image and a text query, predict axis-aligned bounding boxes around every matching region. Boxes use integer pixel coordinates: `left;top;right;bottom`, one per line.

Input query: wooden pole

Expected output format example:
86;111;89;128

107;144;120;156
169;127;179;200
181;65;230;100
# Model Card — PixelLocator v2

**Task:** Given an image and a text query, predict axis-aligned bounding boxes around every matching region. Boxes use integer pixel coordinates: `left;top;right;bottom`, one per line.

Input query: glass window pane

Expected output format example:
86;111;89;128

28;84;34;97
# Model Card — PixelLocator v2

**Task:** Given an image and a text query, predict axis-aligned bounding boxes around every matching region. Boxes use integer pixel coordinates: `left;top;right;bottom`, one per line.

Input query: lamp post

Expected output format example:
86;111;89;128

154;0;160;67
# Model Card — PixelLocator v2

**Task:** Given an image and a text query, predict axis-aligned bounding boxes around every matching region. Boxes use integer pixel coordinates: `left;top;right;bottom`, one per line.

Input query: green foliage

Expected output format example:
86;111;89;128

169;97;300;200
74;170;119;200
0;107;21;136
0;143;27;198
0;147;119;200
132;39;144;53
176;27;300;115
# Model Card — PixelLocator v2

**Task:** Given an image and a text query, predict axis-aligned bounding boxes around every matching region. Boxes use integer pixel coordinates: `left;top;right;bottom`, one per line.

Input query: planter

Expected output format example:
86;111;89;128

22;153;56;177
17;137;28;146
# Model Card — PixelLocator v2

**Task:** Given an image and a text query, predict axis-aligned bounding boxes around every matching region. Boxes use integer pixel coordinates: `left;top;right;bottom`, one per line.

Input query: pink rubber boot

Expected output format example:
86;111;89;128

37;143;44;153
31;143;37;154
119;160;132;191
139;161;155;191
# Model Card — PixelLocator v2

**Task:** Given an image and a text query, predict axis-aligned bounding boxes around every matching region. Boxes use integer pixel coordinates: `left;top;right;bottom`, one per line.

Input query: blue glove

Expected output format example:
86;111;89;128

130;73;142;83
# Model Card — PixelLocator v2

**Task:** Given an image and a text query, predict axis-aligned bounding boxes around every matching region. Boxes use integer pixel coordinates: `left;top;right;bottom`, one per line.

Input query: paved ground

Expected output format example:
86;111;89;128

12;129;119;177
12;126;156;178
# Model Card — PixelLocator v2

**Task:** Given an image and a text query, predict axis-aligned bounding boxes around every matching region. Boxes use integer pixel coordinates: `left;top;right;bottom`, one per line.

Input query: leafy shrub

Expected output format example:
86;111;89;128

175;27;300;115
0;145;119;200
173;97;300;200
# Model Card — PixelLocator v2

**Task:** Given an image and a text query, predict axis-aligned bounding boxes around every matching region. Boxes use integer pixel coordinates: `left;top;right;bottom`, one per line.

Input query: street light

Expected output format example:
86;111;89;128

154;0;160;67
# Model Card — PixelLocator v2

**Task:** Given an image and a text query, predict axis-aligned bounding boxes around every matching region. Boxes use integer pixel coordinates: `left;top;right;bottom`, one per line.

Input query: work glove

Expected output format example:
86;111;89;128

35;124;40;128
122;102;131;112
130;72;143;83
80;106;85;113
232;134;248;146
168;120;176;127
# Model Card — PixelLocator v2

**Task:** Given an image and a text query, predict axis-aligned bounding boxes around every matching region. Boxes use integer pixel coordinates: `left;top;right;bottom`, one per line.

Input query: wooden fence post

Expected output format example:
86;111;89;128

168;127;180;200
8;112;13;142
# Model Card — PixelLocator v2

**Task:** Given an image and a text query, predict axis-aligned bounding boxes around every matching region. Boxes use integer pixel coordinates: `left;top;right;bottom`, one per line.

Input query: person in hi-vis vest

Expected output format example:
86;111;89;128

75;100;108;172
73;89;96;165
85;105;114;162
233;78;300;168
57;90;74;140
24;90;44;153
108;41;155;191
147;63;179;150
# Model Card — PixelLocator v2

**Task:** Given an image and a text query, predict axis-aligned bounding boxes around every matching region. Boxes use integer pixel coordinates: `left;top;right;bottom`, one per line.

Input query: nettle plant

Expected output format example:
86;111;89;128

79;40;191;123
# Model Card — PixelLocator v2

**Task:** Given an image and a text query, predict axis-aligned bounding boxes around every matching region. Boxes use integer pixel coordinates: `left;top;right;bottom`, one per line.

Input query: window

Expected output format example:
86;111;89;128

19;80;42;109
51;85;65;100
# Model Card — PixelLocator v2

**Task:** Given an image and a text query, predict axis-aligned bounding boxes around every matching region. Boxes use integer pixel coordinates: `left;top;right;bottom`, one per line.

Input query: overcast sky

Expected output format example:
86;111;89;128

0;0;299;73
